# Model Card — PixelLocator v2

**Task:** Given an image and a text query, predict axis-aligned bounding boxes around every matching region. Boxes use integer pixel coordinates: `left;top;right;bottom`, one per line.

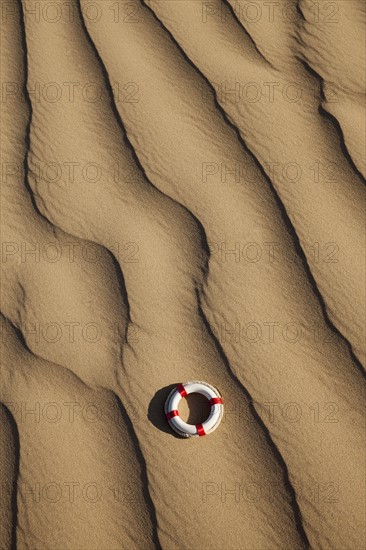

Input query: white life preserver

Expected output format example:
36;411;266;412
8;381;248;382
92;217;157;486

164;381;224;437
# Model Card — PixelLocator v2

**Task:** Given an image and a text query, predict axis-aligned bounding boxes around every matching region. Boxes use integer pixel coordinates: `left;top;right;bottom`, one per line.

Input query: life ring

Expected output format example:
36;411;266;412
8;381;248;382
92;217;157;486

165;381;224;437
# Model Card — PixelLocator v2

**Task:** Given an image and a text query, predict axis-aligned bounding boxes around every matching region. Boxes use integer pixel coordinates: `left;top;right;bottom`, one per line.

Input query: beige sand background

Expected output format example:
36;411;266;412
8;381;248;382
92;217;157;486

0;0;365;548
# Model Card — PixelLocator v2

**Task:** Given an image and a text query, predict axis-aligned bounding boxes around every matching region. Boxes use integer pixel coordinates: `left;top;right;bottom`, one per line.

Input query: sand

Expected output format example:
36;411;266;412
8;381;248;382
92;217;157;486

0;0;365;548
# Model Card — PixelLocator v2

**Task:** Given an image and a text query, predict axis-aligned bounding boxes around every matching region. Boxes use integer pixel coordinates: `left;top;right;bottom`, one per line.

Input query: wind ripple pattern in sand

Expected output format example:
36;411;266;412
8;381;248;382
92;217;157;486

0;1;365;549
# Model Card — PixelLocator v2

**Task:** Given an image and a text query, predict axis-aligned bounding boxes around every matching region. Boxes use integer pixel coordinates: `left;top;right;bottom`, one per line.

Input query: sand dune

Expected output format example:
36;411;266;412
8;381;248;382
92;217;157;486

1;0;365;549
0;316;155;549
143;0;366;364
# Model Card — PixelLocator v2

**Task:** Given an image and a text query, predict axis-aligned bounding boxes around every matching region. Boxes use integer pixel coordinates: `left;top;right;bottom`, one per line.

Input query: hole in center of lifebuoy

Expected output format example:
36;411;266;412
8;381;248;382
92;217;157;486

178;393;211;424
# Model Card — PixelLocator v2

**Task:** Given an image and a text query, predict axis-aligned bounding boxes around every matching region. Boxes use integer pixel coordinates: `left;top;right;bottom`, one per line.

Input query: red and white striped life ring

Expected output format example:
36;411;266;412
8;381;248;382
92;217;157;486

164;381;224;437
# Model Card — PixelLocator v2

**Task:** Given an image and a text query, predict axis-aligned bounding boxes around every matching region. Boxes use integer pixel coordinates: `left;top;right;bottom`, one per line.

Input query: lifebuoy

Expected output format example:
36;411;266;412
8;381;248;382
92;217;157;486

164;381;224;437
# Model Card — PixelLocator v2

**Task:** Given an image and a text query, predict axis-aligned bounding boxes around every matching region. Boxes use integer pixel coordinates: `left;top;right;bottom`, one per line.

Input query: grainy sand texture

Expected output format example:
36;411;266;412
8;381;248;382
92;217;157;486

0;0;365;548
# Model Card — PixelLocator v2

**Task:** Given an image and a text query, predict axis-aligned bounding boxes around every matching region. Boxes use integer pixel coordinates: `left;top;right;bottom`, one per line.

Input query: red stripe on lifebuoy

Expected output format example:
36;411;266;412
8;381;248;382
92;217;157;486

166;410;179;420
196;423;206;436
210;397;223;406
177;383;187;398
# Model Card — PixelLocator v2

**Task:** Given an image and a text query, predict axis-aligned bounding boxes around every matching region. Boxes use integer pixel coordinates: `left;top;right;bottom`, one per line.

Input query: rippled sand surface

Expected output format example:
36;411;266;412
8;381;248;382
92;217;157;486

1;1;365;548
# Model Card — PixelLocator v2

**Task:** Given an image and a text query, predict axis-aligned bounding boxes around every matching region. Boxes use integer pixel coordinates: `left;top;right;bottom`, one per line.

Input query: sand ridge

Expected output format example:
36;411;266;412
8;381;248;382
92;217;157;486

1;0;365;549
